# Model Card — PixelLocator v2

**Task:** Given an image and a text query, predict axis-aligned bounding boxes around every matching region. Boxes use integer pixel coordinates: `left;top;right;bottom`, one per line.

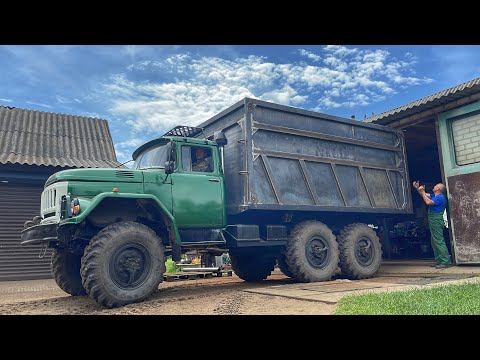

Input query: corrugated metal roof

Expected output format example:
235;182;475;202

0;106;121;168
364;77;480;125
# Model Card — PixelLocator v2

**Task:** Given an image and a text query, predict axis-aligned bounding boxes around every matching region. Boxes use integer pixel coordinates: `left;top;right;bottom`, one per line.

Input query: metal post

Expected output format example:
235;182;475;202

220;146;225;173
382;218;392;260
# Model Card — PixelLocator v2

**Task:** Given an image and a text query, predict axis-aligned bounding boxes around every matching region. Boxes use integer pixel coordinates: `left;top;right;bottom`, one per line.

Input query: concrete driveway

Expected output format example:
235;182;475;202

245;260;480;304
1;260;479;314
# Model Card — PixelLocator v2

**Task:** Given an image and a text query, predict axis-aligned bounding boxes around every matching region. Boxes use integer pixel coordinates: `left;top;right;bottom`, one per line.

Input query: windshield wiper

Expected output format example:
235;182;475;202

115;159;135;168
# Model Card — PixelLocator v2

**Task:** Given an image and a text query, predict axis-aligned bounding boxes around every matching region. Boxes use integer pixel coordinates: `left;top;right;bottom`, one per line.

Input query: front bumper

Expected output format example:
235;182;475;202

21;223;58;245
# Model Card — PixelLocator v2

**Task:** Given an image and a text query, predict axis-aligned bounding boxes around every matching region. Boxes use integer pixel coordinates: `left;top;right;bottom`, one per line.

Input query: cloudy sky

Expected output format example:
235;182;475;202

1;45;479;163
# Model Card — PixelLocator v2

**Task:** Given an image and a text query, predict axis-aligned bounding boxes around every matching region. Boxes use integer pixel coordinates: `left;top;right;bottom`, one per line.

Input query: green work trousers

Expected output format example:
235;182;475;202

427;212;451;265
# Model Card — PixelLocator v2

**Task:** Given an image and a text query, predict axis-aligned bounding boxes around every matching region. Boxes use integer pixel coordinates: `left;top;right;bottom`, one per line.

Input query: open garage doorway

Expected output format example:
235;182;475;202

382;119;451;261
364;78;480;265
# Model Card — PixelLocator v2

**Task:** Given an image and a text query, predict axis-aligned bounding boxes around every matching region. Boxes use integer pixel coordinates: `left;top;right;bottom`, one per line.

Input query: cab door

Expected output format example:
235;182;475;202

171;144;225;228
438;102;480;264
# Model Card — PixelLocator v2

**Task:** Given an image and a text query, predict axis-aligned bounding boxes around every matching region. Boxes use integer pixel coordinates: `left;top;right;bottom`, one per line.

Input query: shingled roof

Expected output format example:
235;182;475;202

0;106;121;168
364;77;480;125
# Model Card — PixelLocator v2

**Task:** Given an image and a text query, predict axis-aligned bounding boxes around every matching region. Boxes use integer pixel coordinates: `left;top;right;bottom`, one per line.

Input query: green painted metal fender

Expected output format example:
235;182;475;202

60;192;181;244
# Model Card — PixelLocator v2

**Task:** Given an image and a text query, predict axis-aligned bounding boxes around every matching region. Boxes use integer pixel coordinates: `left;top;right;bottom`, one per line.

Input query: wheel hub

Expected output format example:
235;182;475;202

305;237;330;269
355;237;374;266
110;244;151;289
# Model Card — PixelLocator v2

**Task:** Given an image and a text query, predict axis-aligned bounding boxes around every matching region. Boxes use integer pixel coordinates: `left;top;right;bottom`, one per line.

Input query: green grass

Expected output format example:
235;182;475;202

335;282;480;315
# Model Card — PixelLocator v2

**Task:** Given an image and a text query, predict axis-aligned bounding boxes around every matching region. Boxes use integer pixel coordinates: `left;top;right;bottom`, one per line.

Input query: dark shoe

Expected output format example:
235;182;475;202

430;264;439;267
435;264;452;269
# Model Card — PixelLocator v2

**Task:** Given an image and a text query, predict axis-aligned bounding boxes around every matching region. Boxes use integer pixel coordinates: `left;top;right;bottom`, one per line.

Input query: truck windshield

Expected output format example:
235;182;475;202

132;143;170;170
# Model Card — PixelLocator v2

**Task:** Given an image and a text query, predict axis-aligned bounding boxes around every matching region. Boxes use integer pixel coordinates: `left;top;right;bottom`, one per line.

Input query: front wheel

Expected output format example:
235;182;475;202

51;249;86;296
81;221;166;308
277;253;295;278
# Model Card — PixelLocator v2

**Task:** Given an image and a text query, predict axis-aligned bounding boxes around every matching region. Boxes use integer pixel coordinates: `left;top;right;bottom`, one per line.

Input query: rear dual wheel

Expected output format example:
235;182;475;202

338;223;382;279
285;221;339;282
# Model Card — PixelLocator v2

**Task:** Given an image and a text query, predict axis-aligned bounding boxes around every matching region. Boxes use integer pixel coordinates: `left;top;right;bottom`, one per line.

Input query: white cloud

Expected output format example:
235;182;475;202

56;95;67;103
324;45;360;58
106;76;254;133
26;101;53;109
323;56;348;71
405;52;417;61
95;46;432;137
0;98;13;102
117;137;145;148
190;56;276;90
298;49;321;62
56;95;77;104
80;111;106;119
261;85;307;105
318;93;370;109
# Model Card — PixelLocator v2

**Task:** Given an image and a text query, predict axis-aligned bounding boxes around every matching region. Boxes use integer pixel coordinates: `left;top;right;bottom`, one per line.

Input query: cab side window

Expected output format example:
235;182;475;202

182;146;213;173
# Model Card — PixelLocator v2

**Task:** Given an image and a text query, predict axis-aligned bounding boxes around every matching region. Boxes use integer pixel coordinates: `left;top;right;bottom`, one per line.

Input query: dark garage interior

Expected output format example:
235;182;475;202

376;119;450;261
364;78;480;263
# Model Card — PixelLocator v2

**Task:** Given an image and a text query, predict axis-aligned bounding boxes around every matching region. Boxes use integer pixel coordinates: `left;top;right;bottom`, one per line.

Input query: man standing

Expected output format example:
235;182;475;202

413;181;452;269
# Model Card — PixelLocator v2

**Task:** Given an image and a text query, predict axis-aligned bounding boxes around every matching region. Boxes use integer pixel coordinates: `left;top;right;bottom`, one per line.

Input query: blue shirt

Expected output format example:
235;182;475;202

428;193;447;213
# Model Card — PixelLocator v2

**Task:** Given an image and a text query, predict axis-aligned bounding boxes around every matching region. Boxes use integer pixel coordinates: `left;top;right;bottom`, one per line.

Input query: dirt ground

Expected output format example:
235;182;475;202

0;271;335;315
1;261;479;315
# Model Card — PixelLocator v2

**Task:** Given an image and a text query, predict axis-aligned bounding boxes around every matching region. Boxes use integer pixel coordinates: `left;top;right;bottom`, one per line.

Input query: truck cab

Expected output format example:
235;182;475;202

132;134;226;230
21;126;230;308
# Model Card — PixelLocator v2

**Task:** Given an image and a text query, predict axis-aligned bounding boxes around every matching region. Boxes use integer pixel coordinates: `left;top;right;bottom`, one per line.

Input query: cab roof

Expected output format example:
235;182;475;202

132;136;216;160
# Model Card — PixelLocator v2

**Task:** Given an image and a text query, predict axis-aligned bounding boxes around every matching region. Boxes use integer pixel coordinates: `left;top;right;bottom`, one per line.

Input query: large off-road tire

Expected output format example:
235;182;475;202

285;221;339;283
230;252;276;282
338;223;382;279
277;253;295;278
81;221;166;308
51;249;87;296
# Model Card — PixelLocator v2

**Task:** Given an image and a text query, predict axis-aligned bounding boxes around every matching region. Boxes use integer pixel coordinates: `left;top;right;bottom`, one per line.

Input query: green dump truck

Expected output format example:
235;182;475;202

21;98;411;308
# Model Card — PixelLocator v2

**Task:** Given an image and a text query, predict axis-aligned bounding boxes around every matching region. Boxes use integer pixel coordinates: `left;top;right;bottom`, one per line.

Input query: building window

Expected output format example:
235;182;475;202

451;113;480;166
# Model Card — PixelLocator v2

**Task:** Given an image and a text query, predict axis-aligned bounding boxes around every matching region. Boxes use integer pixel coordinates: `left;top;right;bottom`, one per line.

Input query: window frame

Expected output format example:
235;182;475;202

180;145;214;173
450;113;480;167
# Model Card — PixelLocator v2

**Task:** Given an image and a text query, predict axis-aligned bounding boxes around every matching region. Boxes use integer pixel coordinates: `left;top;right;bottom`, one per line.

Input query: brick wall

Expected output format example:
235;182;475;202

452;113;480;165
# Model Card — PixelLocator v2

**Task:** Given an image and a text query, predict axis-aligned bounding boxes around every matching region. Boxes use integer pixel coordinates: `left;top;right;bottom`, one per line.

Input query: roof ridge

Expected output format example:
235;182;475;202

0;104;107;122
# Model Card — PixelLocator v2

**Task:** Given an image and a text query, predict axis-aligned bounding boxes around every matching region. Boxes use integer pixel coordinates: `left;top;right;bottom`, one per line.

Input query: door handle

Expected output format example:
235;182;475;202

208;178;220;182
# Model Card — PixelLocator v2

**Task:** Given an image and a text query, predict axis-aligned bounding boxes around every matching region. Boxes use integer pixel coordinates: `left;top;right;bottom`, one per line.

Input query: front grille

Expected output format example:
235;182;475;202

40;182;68;222
41;188;57;215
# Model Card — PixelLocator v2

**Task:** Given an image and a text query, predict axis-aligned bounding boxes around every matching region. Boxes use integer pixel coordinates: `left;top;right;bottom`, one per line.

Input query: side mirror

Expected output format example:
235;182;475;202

164;161;175;175
214;130;228;146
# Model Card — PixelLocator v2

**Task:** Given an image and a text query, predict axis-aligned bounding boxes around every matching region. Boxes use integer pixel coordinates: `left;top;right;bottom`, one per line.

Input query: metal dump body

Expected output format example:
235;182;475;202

199;98;412;216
